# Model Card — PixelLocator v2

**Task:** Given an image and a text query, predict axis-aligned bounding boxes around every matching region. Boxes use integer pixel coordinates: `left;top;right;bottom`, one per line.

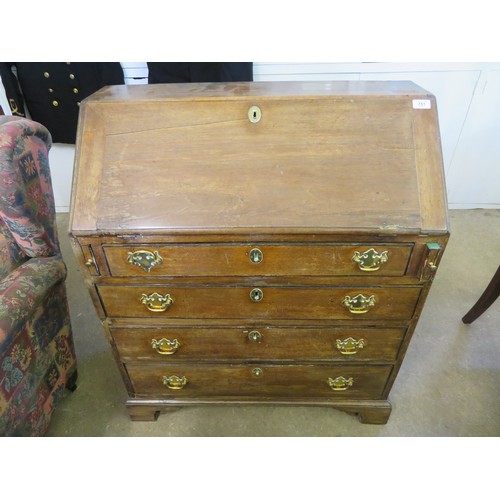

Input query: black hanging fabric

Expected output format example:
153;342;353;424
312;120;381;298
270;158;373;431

147;62;253;84
0;62;124;144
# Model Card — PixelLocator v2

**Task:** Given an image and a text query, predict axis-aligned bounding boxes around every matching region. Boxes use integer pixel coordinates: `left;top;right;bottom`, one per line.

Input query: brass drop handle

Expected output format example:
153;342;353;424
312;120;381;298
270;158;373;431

127;250;163;272
141;292;174;312
162;375;187;390
352;248;388;271
328;376;354;391
85;258;94;267
342;294;376;314
248;330;263;343
336;337;366;355
151;338;180;355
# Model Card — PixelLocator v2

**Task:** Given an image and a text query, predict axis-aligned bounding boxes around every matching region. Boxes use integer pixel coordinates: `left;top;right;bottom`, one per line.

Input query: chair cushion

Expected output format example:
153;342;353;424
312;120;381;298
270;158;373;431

0;281;75;436
0;256;67;349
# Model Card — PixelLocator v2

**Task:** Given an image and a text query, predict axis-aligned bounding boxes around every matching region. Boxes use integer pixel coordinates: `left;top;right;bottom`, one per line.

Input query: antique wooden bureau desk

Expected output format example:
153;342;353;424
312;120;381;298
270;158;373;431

69;81;449;424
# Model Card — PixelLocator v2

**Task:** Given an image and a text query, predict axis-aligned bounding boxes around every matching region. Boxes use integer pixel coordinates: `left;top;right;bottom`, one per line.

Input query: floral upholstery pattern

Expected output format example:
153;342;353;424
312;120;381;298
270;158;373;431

0;116;58;259
0;217;27;281
0;116;77;436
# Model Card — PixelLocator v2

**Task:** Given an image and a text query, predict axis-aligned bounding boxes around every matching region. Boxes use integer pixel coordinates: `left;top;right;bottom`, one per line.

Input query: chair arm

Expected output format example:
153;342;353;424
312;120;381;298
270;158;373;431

0;256;67;348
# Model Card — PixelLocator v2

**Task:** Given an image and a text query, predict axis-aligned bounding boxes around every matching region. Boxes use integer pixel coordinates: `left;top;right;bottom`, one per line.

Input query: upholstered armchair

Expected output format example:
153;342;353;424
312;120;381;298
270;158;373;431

0;116;77;436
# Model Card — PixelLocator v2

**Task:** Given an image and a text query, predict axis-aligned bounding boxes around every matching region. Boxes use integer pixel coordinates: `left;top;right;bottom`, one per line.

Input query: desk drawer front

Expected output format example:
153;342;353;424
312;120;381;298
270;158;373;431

103;244;412;277
112;326;405;362
98;285;421;320
126;363;392;399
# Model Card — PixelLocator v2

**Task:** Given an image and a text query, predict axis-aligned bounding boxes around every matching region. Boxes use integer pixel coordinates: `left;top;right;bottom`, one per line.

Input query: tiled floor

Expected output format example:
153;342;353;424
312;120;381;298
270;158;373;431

46;209;500;436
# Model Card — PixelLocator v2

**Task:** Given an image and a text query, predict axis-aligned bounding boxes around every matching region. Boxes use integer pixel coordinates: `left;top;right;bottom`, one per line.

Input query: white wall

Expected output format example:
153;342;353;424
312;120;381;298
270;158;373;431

2;62;499;211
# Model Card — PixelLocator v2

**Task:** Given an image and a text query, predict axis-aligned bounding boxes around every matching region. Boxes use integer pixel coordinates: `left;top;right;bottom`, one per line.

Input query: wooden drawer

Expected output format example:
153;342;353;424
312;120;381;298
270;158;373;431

98;284;421;320
112;326;405;363
126;363;392;399
103;244;412;277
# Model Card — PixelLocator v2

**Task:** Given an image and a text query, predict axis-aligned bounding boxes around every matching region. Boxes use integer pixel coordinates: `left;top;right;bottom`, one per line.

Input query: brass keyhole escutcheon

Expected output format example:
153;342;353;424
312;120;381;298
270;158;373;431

249;247;264;264
252;367;263;377
248;105;262;123
248;330;263;343
250;288;264;302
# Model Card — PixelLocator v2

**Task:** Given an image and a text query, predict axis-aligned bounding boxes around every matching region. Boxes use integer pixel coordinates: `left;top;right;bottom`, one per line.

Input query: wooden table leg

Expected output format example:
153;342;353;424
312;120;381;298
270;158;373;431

462;265;500;324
